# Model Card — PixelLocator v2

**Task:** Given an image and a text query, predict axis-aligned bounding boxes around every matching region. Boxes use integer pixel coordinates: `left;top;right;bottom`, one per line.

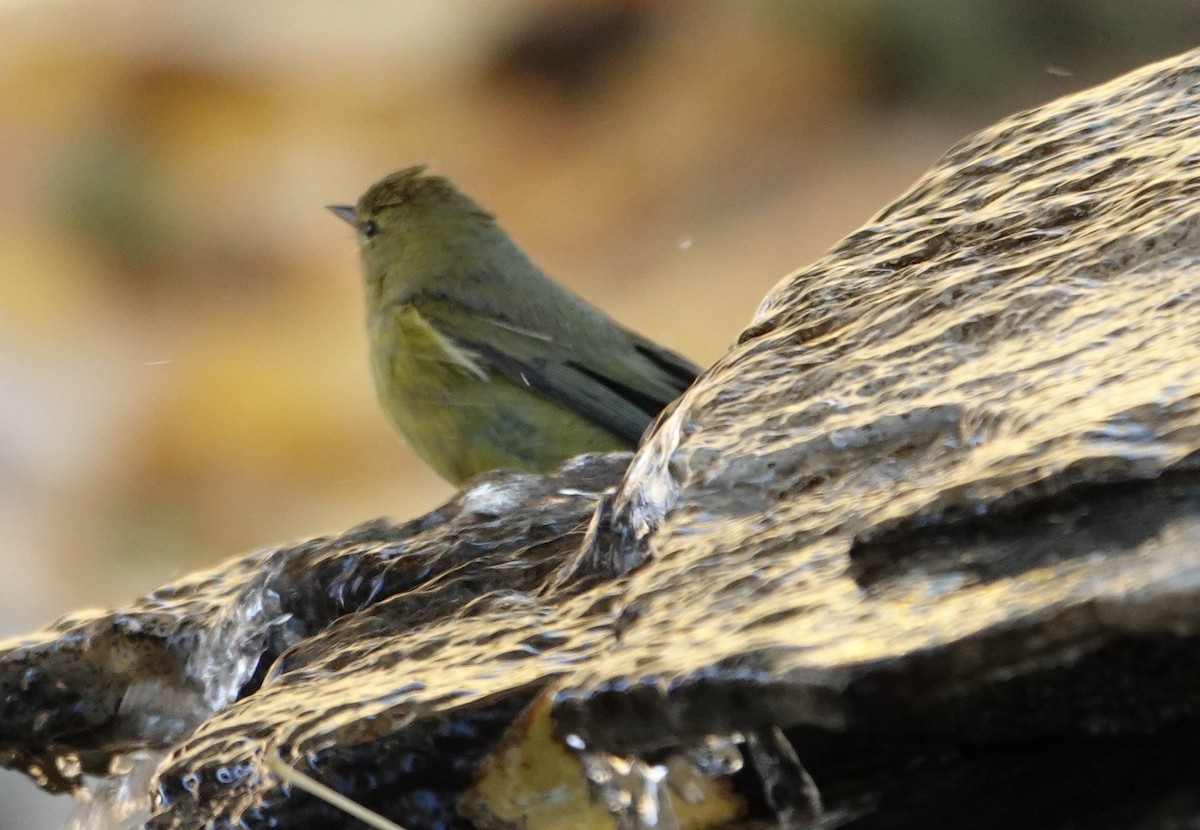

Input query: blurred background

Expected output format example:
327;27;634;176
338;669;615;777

1;0;1198;825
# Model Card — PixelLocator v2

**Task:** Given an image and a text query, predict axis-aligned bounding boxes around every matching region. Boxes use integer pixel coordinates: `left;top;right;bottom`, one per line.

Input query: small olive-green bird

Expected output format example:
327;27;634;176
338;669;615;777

328;165;700;485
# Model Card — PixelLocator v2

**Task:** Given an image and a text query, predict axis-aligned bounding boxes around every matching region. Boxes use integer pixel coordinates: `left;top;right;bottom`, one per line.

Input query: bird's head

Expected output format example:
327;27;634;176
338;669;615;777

328;165;497;299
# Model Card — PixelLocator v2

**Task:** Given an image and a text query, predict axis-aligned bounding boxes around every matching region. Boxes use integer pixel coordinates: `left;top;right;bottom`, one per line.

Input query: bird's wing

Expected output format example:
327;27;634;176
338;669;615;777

411;293;700;443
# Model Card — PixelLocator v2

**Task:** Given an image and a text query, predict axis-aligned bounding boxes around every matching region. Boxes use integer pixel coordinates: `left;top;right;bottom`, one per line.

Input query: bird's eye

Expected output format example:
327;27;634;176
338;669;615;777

362;220;379;239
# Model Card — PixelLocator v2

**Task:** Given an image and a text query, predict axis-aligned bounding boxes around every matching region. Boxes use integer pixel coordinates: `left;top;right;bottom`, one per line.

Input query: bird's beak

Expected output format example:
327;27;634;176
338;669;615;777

326;205;358;227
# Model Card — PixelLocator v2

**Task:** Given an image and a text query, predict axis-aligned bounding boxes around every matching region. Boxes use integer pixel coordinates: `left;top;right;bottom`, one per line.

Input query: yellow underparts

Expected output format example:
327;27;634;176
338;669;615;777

370;304;631;485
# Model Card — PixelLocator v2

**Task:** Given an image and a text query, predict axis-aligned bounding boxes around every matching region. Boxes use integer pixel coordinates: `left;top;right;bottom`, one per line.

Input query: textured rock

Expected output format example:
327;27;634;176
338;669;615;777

4;47;1200;830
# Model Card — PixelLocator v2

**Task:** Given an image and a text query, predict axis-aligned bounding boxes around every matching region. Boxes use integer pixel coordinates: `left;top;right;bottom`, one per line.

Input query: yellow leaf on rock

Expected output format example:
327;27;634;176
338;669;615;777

462;687;745;830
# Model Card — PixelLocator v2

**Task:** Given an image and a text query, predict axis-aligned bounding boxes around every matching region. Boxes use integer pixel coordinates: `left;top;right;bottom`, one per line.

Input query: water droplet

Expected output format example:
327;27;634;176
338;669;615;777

579;750;677;829
745;727;822;824
685;734;743;777
55;753;82;780
64;750;161;830
180;772;201;794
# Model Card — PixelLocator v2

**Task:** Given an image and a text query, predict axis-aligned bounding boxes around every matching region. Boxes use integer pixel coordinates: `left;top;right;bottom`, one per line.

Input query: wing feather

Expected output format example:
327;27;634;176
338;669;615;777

411;293;699;443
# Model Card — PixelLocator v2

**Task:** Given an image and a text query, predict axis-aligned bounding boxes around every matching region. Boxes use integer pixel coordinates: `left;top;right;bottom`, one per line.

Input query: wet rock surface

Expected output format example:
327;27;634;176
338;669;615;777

5;47;1200;830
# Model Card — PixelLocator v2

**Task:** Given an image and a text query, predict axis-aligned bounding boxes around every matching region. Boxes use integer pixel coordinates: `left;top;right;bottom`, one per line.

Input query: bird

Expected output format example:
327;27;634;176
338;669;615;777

328;165;700;485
